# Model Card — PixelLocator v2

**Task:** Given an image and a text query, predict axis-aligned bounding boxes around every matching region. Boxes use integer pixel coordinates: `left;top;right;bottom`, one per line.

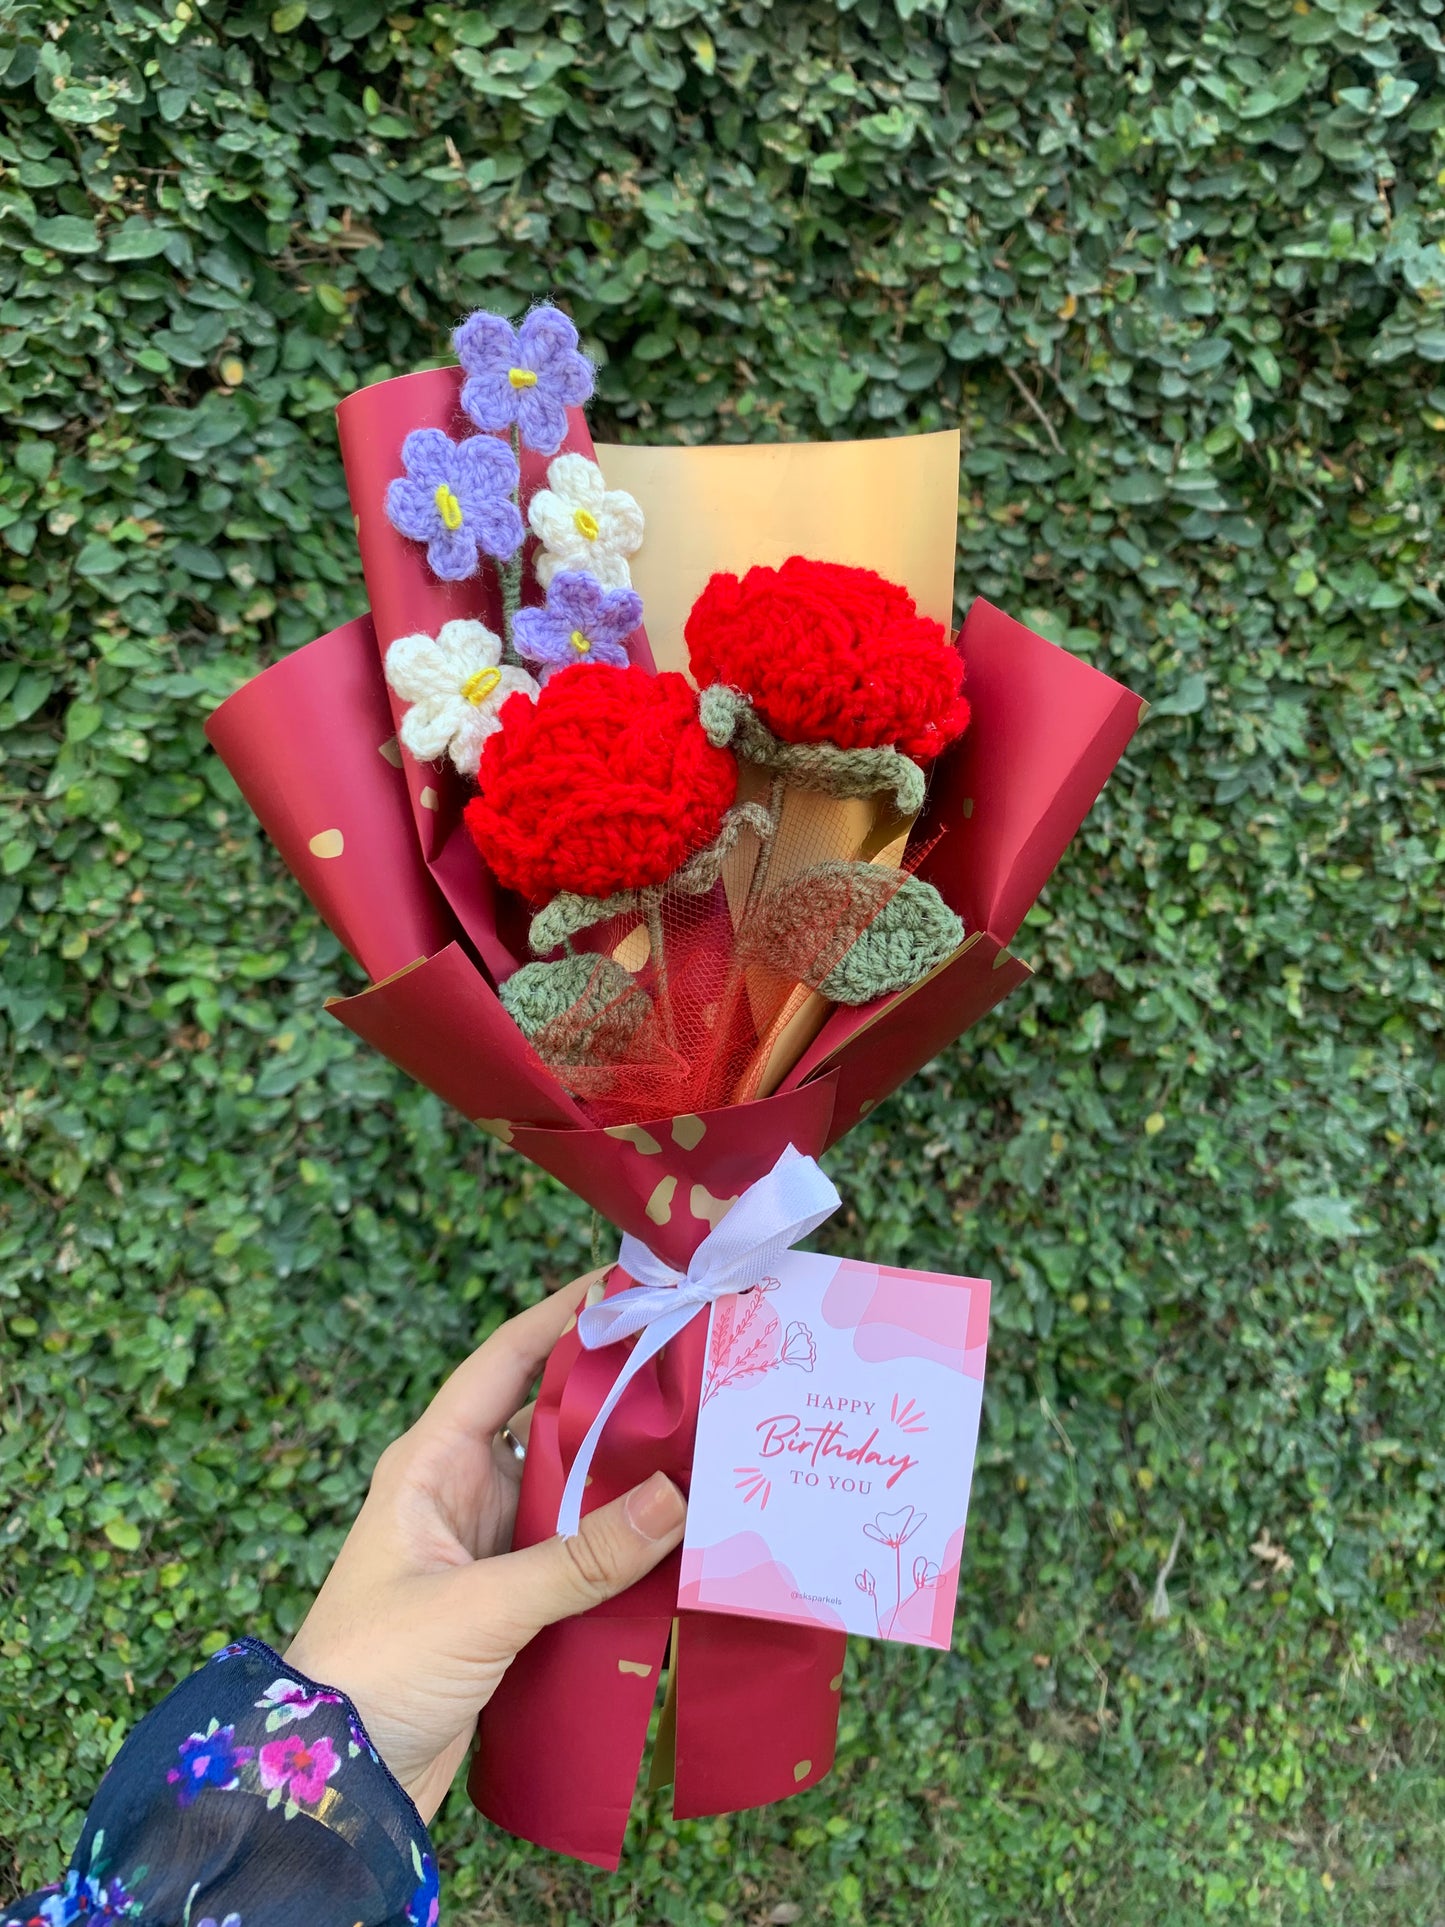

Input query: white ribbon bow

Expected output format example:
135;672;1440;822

554;1143;840;1537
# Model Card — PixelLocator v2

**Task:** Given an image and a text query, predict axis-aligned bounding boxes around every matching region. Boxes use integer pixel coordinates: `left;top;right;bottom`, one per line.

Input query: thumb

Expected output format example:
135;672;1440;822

479;1471;687;1643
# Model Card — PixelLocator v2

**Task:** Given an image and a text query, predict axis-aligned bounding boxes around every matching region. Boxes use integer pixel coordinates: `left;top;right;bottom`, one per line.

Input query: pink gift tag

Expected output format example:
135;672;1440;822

679;1252;989;1649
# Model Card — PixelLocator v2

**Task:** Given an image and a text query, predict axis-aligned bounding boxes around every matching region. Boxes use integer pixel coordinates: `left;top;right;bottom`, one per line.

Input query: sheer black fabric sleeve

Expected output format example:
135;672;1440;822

3;1639;438;1927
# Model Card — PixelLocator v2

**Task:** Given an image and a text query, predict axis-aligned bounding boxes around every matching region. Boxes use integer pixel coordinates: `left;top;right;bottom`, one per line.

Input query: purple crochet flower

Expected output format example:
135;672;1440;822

454;306;595;455
513;570;642;681
385;428;522;581
166;1719;253;1807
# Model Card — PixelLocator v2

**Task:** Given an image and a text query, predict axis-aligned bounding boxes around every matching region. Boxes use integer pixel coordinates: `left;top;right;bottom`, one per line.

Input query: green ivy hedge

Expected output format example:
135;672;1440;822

2;1;1443;1920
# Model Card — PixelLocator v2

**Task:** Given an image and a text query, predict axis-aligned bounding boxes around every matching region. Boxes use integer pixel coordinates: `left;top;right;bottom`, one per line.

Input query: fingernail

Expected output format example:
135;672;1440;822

625;1471;687;1542
585;1278;607;1308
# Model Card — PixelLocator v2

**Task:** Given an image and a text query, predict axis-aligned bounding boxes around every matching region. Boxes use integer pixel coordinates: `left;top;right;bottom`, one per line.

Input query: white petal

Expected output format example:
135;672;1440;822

399;696;464;763
447;707;493;776
384;632;450;704
578;548;633;590
544;452;604;509
494;666;542;704
596;494;644;556
444;668;541;774
536;536;593;586
435;618;503;669
528;489;574;551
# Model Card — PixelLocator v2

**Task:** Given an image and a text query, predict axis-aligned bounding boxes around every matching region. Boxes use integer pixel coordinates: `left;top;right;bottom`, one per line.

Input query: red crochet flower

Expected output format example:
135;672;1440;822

465;664;737;903
685;555;969;763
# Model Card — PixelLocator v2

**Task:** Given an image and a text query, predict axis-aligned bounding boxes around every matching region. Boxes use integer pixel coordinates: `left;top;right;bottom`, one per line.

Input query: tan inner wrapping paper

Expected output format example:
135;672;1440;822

594;431;961;1098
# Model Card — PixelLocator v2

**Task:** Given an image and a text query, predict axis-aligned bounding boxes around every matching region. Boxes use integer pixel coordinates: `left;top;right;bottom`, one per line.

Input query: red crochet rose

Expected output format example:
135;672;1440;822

685;555;969;763
465;664;737;903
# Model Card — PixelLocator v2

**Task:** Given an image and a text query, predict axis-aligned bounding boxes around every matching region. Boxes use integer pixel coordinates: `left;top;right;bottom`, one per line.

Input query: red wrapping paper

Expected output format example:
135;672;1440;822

204;380;1145;1867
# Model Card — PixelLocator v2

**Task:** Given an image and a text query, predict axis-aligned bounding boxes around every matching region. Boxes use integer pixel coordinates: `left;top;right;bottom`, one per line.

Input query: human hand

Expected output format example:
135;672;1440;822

283;1271;687;1825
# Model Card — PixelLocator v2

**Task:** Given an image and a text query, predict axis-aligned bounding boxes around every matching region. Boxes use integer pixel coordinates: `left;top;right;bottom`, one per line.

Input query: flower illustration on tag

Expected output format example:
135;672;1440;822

863;1504;927;1550
701;1285;816;1406
863;1505;937;1638
780;1320;816;1370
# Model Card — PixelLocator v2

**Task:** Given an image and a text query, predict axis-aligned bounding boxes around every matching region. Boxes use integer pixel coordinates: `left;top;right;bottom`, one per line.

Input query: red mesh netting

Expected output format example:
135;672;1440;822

515;790;925;1124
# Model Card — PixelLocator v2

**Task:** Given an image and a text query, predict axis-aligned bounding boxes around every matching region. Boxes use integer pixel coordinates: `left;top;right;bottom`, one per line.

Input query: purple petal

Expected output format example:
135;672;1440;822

518;305;580;362
460;371;520;434
589;585;644;649
454;431;519;499
453;310;518;379
549;351;595;408
385;475;439;542
426;527;479;581
398;427;454;487
514;386;570;456
585;634;630;668
513;607;573;665
521;311;595;407
546;571;604;627
469;496;523;561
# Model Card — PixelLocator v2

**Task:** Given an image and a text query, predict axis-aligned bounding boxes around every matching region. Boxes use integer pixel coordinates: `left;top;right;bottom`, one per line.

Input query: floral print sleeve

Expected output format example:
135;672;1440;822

2;1639;438;1927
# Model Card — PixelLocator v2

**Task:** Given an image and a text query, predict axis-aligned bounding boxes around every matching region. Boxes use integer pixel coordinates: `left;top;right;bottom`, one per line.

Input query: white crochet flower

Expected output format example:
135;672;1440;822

528;453;644;591
384;618;539;777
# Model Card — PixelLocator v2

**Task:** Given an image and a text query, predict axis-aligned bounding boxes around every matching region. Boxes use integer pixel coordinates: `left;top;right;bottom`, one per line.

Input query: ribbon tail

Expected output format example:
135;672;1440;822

556;1300;699;1537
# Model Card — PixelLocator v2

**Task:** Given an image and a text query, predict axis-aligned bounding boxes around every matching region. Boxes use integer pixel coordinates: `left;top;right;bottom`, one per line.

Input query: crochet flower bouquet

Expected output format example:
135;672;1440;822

207;307;1143;1868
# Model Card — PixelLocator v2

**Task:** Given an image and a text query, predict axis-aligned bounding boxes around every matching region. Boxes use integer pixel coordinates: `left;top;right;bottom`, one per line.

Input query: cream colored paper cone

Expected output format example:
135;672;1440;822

596;431;960;1099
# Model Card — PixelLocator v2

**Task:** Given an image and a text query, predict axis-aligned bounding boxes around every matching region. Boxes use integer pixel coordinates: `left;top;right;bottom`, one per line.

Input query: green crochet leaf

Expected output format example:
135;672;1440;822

698;684;926;814
819;872;963;1003
739;860;963;1004
499;955;650;1064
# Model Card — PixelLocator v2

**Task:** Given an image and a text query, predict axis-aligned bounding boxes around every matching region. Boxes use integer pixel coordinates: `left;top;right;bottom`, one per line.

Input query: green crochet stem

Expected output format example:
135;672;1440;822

698;684;927;815
500;424;523;664
526;802;774;955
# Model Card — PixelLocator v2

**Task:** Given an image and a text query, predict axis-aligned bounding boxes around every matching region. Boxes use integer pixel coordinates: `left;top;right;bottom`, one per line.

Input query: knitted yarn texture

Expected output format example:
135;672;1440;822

384;619;539;776
739;860;964;1004
686;555;970;764
698;684;926;814
525;801;774;956
464;663;737;903
500;954;649;1065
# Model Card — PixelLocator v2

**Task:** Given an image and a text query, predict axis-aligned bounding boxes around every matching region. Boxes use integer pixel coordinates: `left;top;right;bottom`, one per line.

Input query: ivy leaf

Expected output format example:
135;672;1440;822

33;214;100;254
1151;673;1208;717
1287;1195;1366;1241
106;218;171;261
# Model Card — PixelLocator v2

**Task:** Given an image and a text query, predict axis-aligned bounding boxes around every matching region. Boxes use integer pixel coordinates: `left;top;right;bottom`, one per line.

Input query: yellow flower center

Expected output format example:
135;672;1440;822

433;483;463;532
569;629;592;654
508;367;538;389
573;507;600;541
461;667;502;706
